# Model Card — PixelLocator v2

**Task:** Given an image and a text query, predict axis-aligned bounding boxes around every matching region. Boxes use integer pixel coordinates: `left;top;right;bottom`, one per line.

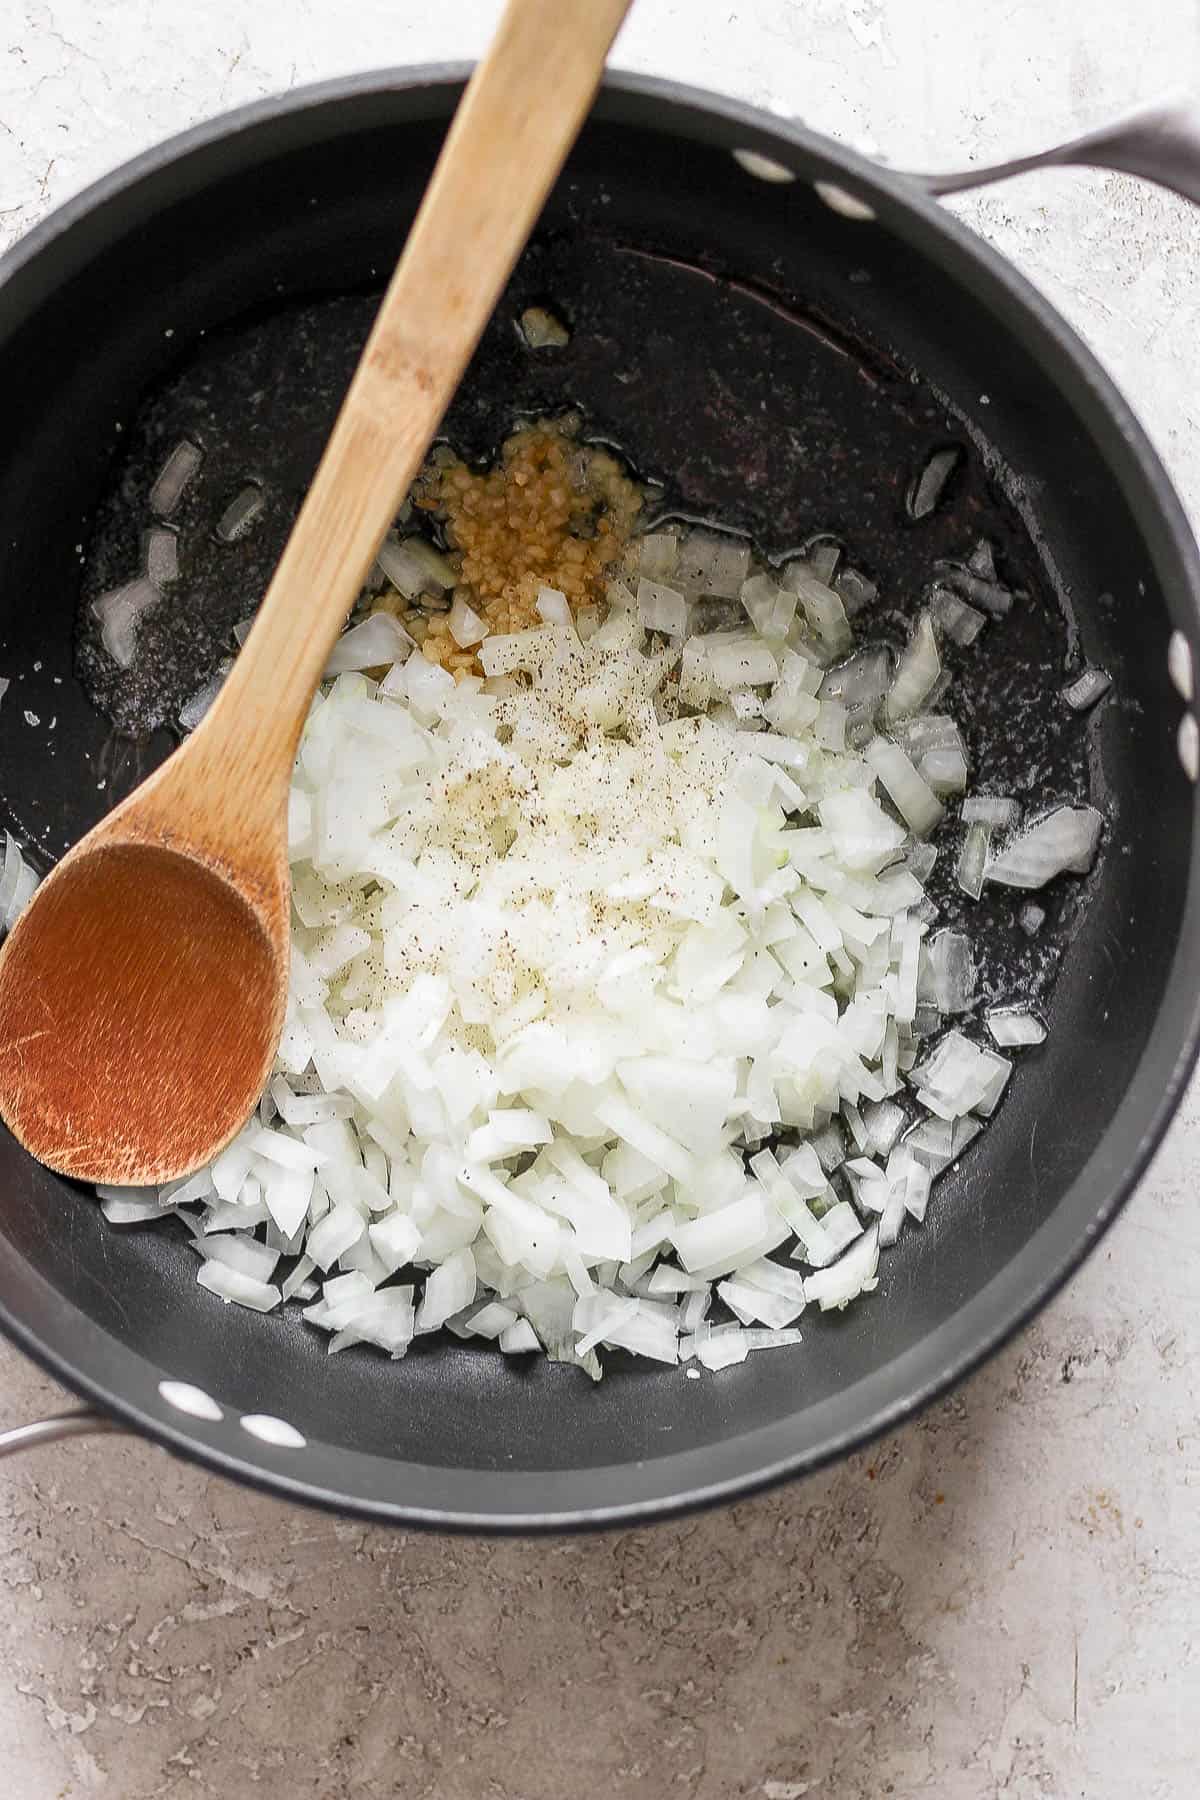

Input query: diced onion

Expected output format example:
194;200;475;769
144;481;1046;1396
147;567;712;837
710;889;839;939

215;484;264;543
866;738;945;838
986;807;1103;889
324;613;413;675
887;613;940;721
986;1008;1047;1047
785;568;853;658
956;822;990;900
931;588;986;646
149;439;202;516
0;832;39;931
637;578;688;637
675;530;751;598
907;448;960;520
635;533;680;581
197;1261;280;1312
804;1225;879;1310
1063;667;1111;711
88;507;1098;1379
93;576;160;669
517;307;570;349
933;561;1013;617
834;565;877;615
377;533;457;598
144;527;179;589
924;930;976;1014
179;659;233;732
962;796;1018;828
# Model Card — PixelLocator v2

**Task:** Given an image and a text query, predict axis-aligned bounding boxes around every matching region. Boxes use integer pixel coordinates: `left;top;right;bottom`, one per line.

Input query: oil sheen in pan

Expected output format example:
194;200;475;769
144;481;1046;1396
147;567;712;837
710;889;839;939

73;261;1097;1041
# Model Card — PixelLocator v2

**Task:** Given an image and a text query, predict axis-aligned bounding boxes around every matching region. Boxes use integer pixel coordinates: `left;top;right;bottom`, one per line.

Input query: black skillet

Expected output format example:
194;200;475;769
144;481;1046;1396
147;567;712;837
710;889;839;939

0;72;1197;1529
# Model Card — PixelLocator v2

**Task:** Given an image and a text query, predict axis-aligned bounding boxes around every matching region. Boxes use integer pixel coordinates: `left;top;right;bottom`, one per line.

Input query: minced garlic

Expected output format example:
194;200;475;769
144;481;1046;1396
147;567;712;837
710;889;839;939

372;418;642;676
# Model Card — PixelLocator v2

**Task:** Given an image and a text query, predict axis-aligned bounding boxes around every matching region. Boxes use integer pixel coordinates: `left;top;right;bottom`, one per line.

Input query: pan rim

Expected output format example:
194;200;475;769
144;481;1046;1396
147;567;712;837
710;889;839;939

1;65;1198;1531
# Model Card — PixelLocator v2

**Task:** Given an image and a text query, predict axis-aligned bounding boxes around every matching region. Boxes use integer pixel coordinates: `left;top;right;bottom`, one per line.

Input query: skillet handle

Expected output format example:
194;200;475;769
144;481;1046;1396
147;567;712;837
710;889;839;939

0;1407;127;1460
906;97;1200;209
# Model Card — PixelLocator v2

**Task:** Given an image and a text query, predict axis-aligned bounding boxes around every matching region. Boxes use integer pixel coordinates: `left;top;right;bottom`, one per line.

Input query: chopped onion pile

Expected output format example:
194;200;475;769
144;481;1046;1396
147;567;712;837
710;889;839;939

93;511;1107;1378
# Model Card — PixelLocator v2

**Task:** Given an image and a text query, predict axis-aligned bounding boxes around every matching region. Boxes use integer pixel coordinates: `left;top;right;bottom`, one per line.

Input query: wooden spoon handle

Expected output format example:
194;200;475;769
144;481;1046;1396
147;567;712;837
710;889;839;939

185;0;632;818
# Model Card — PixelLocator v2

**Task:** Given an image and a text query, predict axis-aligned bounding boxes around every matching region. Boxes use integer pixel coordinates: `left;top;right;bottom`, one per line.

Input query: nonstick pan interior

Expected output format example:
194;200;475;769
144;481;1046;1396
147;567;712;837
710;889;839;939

0;74;1196;1527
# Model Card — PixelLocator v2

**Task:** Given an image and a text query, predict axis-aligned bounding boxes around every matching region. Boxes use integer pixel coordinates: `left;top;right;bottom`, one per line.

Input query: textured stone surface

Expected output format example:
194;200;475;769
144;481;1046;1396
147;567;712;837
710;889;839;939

2;2;1199;1795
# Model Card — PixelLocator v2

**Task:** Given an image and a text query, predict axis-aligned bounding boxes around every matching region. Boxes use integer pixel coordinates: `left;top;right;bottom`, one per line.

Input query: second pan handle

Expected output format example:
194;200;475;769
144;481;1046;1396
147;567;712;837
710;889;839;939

0;1408;127;1461
904;97;1200;209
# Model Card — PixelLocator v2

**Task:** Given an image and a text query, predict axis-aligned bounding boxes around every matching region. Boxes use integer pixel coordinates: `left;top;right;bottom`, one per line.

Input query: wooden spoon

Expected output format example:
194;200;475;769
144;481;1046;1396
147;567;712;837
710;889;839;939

0;0;633;1186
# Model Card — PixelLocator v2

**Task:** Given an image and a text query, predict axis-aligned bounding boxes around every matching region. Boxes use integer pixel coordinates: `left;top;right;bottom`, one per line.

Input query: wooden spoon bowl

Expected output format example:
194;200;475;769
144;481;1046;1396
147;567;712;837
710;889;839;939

0;838;284;1184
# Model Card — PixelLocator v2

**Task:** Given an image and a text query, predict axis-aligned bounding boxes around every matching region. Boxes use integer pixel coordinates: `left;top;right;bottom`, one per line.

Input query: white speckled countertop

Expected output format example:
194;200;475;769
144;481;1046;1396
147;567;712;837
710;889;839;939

2;3;1198;1794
